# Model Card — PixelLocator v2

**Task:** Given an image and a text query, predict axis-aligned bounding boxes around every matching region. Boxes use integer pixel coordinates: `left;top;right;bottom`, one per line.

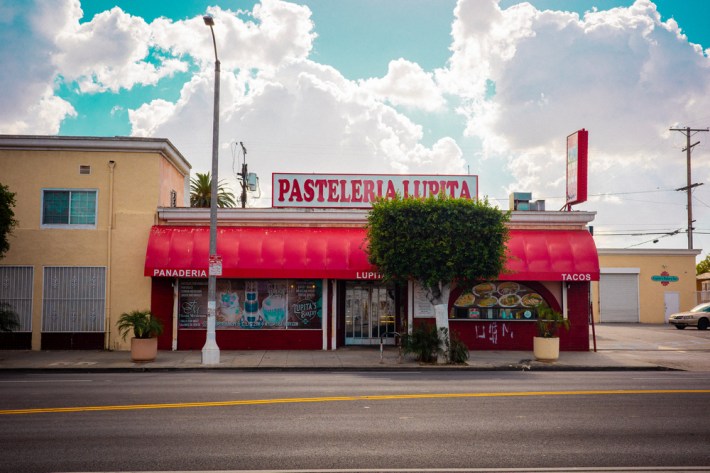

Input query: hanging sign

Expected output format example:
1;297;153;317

566;129;588;207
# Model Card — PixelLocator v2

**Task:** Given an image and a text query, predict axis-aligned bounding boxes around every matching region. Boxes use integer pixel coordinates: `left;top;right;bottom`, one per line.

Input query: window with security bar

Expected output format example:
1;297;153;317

42;267;105;332
0;266;33;332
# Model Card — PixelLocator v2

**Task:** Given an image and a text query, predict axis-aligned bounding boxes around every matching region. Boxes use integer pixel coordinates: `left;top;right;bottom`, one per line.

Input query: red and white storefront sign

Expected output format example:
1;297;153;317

272;173;478;208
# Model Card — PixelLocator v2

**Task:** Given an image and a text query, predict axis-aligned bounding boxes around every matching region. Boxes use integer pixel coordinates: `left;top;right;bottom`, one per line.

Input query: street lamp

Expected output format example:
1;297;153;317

202;14;220;365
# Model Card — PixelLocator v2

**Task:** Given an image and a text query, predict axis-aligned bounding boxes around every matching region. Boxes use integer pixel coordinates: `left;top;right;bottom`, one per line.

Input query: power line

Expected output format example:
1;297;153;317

489;187;680;202
625;229;683;249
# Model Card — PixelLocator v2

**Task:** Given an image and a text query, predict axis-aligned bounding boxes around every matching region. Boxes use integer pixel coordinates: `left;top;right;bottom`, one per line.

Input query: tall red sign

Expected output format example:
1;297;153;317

566;129;588;207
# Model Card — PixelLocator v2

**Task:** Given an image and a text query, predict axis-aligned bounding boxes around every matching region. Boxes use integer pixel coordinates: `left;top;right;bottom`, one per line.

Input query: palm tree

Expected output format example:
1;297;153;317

190;172;237;208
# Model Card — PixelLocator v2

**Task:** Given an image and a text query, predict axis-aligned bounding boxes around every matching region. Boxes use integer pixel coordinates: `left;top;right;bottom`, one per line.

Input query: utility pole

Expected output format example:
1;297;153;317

239;142;247;208
670;126;708;249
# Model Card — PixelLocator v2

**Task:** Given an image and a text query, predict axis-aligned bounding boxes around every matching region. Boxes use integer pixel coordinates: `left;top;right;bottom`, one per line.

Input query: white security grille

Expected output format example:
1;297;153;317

0;266;33;332
42;267;105;332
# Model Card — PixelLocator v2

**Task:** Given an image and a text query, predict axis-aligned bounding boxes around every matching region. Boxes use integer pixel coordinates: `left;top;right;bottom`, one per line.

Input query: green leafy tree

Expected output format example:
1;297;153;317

367;194;510;299
367;194;509;359
697;254;710;275
367;193;510;358
0;183;18;259
190;172;237;208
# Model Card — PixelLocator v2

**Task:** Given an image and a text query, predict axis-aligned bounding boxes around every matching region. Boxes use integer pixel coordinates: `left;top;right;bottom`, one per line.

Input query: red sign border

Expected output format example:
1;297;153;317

566;129;588;207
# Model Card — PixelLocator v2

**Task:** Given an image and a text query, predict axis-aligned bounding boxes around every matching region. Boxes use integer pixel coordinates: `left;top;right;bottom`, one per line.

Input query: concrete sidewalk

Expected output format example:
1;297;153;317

1;324;709;372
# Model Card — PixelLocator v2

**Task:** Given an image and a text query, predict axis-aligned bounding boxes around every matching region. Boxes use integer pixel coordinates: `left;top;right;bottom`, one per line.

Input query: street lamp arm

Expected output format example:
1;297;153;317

203;15;219;63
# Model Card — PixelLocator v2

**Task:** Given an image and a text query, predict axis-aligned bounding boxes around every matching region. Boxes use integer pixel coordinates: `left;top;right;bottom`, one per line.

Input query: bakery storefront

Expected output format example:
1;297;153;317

144;174;599;352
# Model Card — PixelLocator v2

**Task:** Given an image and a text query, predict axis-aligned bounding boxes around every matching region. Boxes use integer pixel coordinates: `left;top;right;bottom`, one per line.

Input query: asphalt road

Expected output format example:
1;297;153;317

1;370;709;472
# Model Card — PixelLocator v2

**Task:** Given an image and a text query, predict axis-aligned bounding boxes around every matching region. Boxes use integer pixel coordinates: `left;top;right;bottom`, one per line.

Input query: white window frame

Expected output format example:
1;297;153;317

41;188;98;229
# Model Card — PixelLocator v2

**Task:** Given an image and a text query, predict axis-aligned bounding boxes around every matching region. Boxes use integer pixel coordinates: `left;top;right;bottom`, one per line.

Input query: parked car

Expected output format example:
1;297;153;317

668;302;710;330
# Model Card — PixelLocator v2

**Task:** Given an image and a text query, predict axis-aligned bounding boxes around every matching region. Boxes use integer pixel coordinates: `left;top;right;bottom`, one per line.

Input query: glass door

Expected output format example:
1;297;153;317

344;282;395;345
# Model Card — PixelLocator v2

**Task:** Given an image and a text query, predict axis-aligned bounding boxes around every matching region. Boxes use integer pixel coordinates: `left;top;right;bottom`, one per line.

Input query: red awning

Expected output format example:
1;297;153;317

502;229;599;281
145;226;376;279
145;226;599;281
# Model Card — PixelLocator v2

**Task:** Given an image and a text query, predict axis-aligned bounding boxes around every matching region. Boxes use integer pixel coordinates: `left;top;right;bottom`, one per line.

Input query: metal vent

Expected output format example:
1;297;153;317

79;165;91;175
170;190;177;207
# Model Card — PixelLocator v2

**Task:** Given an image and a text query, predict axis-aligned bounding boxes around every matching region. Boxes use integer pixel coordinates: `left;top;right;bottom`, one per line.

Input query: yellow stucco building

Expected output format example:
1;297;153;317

593;248;701;324
0;135;190;350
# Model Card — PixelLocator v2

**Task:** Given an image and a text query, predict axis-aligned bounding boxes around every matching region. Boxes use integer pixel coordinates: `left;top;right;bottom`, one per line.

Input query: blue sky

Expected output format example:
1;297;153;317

2;0;710;259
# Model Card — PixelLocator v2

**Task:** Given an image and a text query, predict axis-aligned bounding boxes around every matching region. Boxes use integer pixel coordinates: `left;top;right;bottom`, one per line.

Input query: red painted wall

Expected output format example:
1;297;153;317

177;329;322;350
151;278;174;350
560;282;591;351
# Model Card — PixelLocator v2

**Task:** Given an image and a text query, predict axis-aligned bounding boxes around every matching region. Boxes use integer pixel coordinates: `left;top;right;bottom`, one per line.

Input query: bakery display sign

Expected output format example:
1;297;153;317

450;281;548;321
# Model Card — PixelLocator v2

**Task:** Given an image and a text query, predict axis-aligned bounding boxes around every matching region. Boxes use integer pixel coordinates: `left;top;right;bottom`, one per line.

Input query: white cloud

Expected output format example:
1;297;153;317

442;0;710;253
0;0;78;134
360;59;445;112
129;57;465;205
150;0;316;72
6;0;706;256
52;6;188;93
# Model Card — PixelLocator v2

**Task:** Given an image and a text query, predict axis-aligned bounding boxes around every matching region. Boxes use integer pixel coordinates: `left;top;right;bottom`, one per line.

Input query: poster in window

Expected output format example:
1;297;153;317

178;279;321;330
178;279;208;328
287;280;323;329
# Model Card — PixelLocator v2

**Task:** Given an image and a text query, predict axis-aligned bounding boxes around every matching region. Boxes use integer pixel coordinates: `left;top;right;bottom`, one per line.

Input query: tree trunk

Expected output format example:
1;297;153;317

428;282;451;364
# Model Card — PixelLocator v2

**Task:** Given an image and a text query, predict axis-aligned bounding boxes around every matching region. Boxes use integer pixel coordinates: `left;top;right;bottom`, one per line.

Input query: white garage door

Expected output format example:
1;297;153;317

600;273;639;322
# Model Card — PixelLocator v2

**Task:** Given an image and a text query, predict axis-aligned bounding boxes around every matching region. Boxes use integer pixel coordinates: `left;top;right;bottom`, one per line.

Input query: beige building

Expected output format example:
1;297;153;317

0;135;190;351
592;248;701;324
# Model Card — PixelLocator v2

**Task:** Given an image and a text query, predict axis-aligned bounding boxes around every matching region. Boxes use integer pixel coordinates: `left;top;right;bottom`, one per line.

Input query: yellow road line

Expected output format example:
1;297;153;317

1;389;708;415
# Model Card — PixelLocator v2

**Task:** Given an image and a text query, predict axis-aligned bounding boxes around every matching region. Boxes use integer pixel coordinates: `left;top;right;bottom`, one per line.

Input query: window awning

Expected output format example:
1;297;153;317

144;226;599;281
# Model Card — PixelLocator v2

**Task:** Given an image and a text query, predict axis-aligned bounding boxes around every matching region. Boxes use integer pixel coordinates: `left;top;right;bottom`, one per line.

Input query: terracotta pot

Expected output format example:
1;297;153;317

533;336;560;361
130;337;158;362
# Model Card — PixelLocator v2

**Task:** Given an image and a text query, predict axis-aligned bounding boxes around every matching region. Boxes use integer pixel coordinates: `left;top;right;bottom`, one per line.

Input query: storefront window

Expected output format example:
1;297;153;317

450;281;548;321
178;279;322;330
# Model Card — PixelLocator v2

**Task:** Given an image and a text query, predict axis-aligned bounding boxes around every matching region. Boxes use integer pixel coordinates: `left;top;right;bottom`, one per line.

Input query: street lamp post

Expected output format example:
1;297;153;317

202;15;220;365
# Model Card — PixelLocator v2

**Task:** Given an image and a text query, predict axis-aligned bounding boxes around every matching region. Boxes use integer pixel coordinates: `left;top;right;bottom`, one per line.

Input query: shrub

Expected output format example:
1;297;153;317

441;327;469;364
401;323;442;363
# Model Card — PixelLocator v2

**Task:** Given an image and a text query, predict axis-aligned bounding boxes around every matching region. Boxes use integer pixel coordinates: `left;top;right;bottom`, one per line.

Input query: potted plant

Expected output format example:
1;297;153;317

533;306;570;361
117;310;164;362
